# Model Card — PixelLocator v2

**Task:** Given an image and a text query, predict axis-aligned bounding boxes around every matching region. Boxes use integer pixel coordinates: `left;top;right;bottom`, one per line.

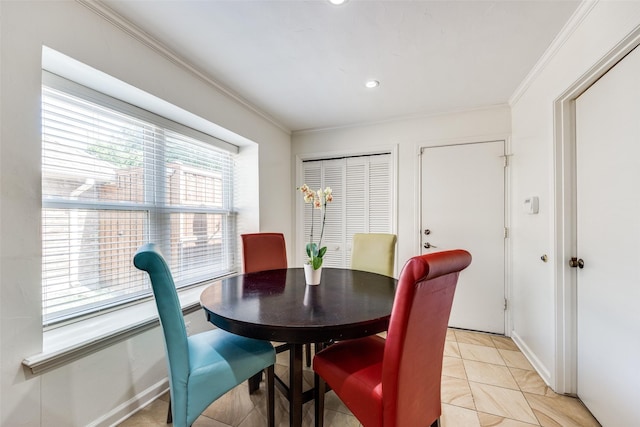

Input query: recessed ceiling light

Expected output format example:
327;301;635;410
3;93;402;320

365;80;380;89
328;0;347;5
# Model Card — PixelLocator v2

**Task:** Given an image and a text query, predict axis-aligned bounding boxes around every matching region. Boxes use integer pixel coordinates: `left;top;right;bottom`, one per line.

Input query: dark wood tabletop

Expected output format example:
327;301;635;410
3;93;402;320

200;267;396;343
199;267;397;427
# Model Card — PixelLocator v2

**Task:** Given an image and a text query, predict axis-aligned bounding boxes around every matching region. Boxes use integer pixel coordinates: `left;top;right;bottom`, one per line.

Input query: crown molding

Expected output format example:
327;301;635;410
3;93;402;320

509;0;599;106
293;103;510;136
77;0;291;135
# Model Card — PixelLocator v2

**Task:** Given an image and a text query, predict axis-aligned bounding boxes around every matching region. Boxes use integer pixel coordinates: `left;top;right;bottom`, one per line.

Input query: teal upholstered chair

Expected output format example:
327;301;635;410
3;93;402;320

351;233;397;277
133;243;275;427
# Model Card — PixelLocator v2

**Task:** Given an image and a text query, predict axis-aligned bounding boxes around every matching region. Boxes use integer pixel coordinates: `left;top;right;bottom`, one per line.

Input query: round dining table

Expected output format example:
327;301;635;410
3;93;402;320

199;267;397;427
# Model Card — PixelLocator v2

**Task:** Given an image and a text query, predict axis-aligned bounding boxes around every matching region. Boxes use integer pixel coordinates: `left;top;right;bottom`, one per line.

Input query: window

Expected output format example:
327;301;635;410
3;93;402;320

41;72;237;324
301;154;393;267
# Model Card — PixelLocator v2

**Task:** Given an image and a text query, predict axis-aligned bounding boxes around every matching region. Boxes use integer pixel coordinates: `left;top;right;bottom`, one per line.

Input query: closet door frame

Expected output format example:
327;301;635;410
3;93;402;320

294;146;398;269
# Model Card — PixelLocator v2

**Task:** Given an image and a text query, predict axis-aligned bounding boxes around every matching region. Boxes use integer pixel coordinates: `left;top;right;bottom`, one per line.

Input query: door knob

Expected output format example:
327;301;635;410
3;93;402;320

423;242;437;249
569;257;584;269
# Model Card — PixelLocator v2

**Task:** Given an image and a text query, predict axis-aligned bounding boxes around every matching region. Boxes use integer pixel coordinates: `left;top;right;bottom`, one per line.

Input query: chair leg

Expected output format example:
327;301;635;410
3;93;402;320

266;365;275;427
166;399;172;424
305;343;312;367
248;370;263;394
430;417;441;427
314;373;326;427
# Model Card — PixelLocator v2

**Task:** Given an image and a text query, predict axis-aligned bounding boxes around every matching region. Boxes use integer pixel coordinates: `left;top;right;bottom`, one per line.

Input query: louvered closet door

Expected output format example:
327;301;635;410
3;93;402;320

345;155;392;266
302;161;324;263
302;158;345;268
321;159;345;268
301;154;393;269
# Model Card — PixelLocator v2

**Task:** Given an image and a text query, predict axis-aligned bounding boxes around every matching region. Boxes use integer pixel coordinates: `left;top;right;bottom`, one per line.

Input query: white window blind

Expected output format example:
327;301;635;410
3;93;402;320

42;73;237;324
301;154;393;268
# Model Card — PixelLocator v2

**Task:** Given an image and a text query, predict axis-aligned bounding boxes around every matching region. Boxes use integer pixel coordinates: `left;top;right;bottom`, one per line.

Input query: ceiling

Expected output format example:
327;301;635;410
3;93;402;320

101;0;581;133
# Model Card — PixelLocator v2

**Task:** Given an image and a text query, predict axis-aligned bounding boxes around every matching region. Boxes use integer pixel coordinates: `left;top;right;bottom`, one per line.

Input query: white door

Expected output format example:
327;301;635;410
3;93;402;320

575;45;640;426
421;141;505;334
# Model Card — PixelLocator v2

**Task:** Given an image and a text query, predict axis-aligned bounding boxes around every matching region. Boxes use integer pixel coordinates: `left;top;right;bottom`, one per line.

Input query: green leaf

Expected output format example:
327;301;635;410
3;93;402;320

312;257;323;270
317;246;327;258
307;242;319;257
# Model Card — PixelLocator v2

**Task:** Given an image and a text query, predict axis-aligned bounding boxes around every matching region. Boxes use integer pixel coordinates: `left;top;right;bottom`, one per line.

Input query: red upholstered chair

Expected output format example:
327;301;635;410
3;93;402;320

241;233;314;368
313;249;472;427
241;232;288;273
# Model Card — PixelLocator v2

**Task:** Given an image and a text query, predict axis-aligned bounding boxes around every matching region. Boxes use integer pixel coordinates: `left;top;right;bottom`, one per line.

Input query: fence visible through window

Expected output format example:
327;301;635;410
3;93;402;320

42;73;237;324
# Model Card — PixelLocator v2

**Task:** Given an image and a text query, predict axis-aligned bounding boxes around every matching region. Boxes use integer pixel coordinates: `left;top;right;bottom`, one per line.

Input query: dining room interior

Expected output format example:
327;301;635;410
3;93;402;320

1;1;640;426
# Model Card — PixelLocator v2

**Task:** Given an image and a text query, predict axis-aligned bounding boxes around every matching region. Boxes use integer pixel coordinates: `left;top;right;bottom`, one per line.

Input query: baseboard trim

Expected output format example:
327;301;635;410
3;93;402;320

510;330;552;387
87;378;169;427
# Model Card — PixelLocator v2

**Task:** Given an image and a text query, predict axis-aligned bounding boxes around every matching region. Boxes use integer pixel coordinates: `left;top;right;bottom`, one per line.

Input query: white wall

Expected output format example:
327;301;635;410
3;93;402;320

510;0;640;390
292;0;640;398
291;106;511;272
0;1;291;425
6;0;640;424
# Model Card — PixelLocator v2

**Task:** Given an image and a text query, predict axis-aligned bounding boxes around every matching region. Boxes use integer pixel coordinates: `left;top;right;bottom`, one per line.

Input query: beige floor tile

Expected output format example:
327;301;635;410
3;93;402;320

300;400;314;427
441;403;481;427
441;375;476;410
201;383;257;426
193;416;232;427
274;362;315;387
275;361;289;383
459;343;506;365
236;407;268;427
323;390;353;415
470;382;538;425
492;336;520;351
321;409;361;427
524;391;601;427
510;368;548;395
455;330;497;347
275;348;290;366
499;349;534;370
117;398;171;426
443;356;467;379
464;360;519;390
478;412;539;426
444;340;461;358
250;382;289;425
299;370;314;391
120;329;594;427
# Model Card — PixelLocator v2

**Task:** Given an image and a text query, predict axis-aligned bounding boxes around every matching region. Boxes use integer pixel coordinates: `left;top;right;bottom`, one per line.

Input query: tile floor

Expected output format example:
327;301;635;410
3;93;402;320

118;329;600;427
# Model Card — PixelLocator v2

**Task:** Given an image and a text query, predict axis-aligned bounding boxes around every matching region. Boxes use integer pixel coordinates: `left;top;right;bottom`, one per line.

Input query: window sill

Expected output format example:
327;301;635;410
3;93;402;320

23;280;220;375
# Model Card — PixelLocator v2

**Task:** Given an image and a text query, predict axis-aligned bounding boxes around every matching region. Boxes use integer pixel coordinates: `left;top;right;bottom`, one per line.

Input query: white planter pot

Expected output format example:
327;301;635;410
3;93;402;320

303;264;322;285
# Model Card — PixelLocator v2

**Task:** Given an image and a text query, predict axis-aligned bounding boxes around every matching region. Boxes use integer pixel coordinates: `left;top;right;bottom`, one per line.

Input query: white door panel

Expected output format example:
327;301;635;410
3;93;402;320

575;45;640;426
421;141;505;334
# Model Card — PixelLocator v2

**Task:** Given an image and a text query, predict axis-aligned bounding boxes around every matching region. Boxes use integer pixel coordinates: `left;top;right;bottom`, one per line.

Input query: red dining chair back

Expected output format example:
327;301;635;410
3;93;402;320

313;249;472;427
241;232;288;273
241;232;317;368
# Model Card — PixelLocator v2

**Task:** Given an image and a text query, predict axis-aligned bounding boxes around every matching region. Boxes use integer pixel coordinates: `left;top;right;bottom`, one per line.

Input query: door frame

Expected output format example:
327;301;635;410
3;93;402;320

417;136;512;336
552;27;640;394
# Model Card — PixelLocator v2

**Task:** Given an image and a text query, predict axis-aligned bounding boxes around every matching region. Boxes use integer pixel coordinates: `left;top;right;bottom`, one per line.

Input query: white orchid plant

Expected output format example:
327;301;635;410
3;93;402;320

298;184;333;270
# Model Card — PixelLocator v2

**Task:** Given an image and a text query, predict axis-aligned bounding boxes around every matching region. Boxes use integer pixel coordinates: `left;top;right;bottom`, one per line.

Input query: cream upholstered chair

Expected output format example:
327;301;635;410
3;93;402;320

350;233;397;277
